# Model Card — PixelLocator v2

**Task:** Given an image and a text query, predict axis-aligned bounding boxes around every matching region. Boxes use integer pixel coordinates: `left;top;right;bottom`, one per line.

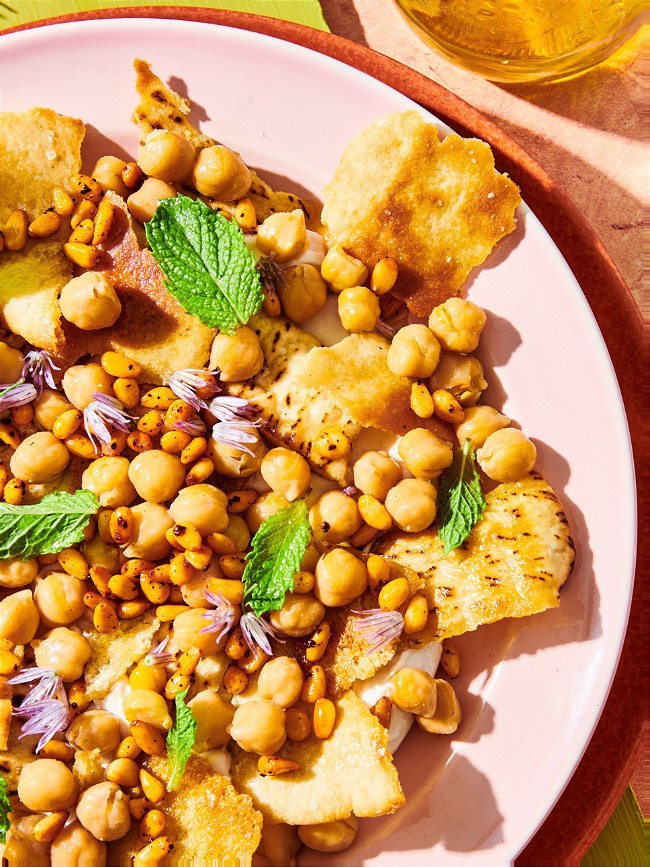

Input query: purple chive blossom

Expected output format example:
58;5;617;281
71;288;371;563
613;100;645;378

257;256;287;297
375;319;397;339
239;612;280;657
21;350;59;393
209;396;259;424
0;379;38;412
14;697;71;752
174;417;207;437
168;369;219;412
200;590;237;641
351;609;404;655
8;667;66;706
84;392;134;446
211;421;260;456
342;485;360;497
144;636;175;667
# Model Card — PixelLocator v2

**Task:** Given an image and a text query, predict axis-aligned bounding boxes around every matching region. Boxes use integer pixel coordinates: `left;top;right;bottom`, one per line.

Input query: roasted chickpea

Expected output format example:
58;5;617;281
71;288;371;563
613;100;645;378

33;627;92;682
269;592;325;638
188;690;234;751
66;709;122;753
34;571;86;627
127;177;176;223
385;479;437;533
429;352;488;407
59;273;122;331
123;689;172;731
0;557;38;589
455;405;511;450
309;490;362;544
191;144;252;200
338;285;380;332
229;700;286;755
123;503;174;560
62;363;114;410
278;264;327;322
17;758;77;812
257;656;304;708
209;326;263;382
173;607;229;655
0;340;24;382
50;821;107;867
298;816;358;853
222;515;251;552
2;814;52;867
256;209;307;263
128;450;185;503
258;823;301;867
320;245;368;292
92;154;129;197
390;667;438;717
0;589;40;644
314;549;368;608
386;324;441;378
352;450;402;502
10;431;70;483
246;492;290;535
76;781;131;842
169;484;229;536
34;388;74;430
428;297;487;353
476;428;537;482
137;130;196;183
398;428;453;480
82;456;137;508
260;448;311;502
207;429;266;479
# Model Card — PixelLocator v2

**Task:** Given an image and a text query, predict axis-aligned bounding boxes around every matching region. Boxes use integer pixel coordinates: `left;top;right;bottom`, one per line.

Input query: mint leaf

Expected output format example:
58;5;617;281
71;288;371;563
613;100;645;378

0;775;11;843
146;194;263;333
243;499;311;617
437;439;486;556
166;688;197;792
0;489;99;559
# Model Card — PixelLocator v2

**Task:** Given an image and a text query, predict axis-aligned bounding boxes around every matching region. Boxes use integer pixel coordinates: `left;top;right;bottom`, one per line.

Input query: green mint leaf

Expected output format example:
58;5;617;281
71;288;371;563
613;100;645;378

0;489;99;560
437;439;486;557
243;499;311;617
166;688;197;792
0;775;11;843
145;194;263;334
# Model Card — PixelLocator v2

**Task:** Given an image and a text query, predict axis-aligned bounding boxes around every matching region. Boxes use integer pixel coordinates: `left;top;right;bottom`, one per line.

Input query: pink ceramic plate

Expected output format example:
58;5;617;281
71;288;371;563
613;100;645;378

0;17;638;866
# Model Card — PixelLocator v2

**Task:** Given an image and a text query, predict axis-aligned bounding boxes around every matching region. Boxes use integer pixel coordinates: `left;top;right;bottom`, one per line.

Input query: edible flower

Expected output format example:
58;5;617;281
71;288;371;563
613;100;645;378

239;611;279;657
21;349;59;394
8;668;70;751
0;379;37;412
209;396;259;424
351;608;404;655
375;319;397;339
7;667;66;705
211;420;260;456
173;417;207;437
144;636;175;667
200;590;237;641
168;368;219;412
84;392;134;447
257;256;286;298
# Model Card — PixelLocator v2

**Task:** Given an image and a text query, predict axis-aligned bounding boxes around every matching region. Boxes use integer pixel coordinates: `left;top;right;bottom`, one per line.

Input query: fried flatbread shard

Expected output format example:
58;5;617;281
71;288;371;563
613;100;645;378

0;108;84;353
108;755;262;865
83;609;159;700
132;58;320;227
227;313;453;485
322;110;521;317
376;473;575;640
230;690;404;825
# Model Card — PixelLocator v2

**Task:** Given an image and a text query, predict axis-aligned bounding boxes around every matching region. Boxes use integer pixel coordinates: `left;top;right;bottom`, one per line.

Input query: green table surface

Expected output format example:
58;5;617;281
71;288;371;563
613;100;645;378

0;2;646;865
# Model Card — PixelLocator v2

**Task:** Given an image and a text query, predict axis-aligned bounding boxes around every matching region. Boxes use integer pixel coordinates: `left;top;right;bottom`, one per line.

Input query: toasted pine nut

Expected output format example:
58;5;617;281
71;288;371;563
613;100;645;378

410;381;434;419
70;200;97;229
37;739;75;763
164;671;192;700
106;757;140;787
117;599;151;619
370;257;398;295
180;436;208;465
122;558;157;578
184;544;212;570
226;489;258;513
206;578;244;605
57;547;90;580
0;422;21;449
234;197;257;232
127;431;153;452
3;209;28;251
53;408;83;439
97;510;114;543
225;626;247;660
176;647;201;676
301;664;327;703
68;218;94;244
293;570;315;594
440;638;460;679
116;736;141;760
110;506;134;545
366;554;390;592
219;553;246;580
160;430;192;454
285;707;311;742
238;645;269;674
68;679;90;713
155;604;190;622
102;429;129;456
101;350;142;379
403;593;429;634
113;377;140;409
3;477;25;504
141;576;171;605
144;564;171;584
70;173;102;204
185;457;215;486
94;600;119;633
370;696;392;729
89;565;113;595
261;281;281;317
28;210;62;239
134;836;173;866
313;427;350;459
52;185;75;216
129;797;150;820
122;161;143;189
164;399;193;426
130;720;165;756
137;411;164;436
10;404;34;426
168;552;195;586
139;769;165;804
92;197;116;245
313;697;336;739
84;591;104;611
349;523;380;548
33;811;69;843
305;621;331;663
140;387;176;410
83;515;97;542
169;522;202;551
0;648;20;677
206;532;237;556
358;494;393;531
64;432;100;459
258;755;300;776
108;571;139;601
0;463;8;500
432;389;465;423
223;665;248;695
139;809;166;843
378;577;411;611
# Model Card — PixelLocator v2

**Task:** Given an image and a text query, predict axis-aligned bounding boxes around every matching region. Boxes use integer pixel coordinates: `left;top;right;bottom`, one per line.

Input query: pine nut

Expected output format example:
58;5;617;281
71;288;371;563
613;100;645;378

37;739;75;763
238;645;270;674
113;377;140;409
257;755;300;776
141;577;171;605
370;257;398;295
68;218;94;244
305;621;331;663
225;626;247;660
358;494;393;531
164;399;193;426
313;427;350;459
432;389;465;423
349;523;380;548
366;554;390;592
139;769;165;803
285;707;310;742
185;457;214;485
184;544;212;570
130;720;165;756
68;679;90;713
127;431;153;452
219;553;246;580
10;404;34;426
140;387;176;410
52;185;75;216
134;836;172;866
116;736;141;760
440;638;460;679
139;809;166;843
233;197;257;233
164;672;192;700
122;559;157;578
403;593;429;634
0;422;21;449
293;570;315;594
301;664;327;703
3;478;25;505
108;571;139;601
313;697;336;739
110;506;134;545
28;210;62;239
207;578;244;605
168;522;202;551
64;432;100;458
94;600;119;633
176;647;201;676
33;811;69;843
122;162;143;189
57;547;90;580
92;197;116;245
101;351;142;378
117;599;151;619
378;577;411;611
180;436;208;465
226;489;257;513
137;411;164;436
155;604;190;622
97;510;114;543
106;757;140;787
410;381;434;419
70;200;97;229
168;553;195;587
160;430;192;454
69;173;102;204
53;408;83;439
3;209;28;251
206;532;236;555
129;797;150;820
102;429;129;456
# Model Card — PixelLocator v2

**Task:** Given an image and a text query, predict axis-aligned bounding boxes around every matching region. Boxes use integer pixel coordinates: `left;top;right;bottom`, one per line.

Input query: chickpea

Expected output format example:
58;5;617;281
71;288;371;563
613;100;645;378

269;593;324;640
127;450;184;504
398;428;453;481
10;431;70;483
59;273;122;331
76;781;130;842
309;490;362;544
17;758;77;811
256;209;307;263
181;568;221;608
429;352;487;407
191;144;252;200
455;405;511;450
92;154;129;197
123;689;172;731
278;264;327;322
34;571;86;627
229;700;286;755
209;326;263;382
62;363;114;410
257;656;304;708
82;456;137;508
314;549;368;608
137;130;195;183
385;479;437;533
258;823;301;867
390;667;438;717
337;285;380;332
0;557;38;589
2;814;52;866
66;709;122;753
0;589;40;644
127;177;177;223
320;244;368;292
476;428;537;483
173;607;228;655
300;542;320;573
33;627;92;682
188;689;234;751
352;450;402;502
386;324;441;378
260;448;311;502
123;503;174;560
33;388;74;430
50;821;107;867
298;816;358;853
428;297;486;353
82;534;121;574
245;491;289;535
0;340;24;382
207;429;266;479
222;514;251;552
169;484;229;536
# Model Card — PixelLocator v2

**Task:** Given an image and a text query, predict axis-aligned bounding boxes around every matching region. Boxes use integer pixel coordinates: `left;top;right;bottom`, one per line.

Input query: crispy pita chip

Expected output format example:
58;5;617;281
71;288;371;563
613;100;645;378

132;59;320;227
376;473;575;639
322;110;521;316
0;108;84;353
72;748;105;790
229;690;404;825
83;610;159;700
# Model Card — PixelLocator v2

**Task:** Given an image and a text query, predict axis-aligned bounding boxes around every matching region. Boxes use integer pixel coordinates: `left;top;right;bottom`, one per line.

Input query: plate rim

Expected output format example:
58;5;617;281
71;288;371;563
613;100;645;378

1;8;646;863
